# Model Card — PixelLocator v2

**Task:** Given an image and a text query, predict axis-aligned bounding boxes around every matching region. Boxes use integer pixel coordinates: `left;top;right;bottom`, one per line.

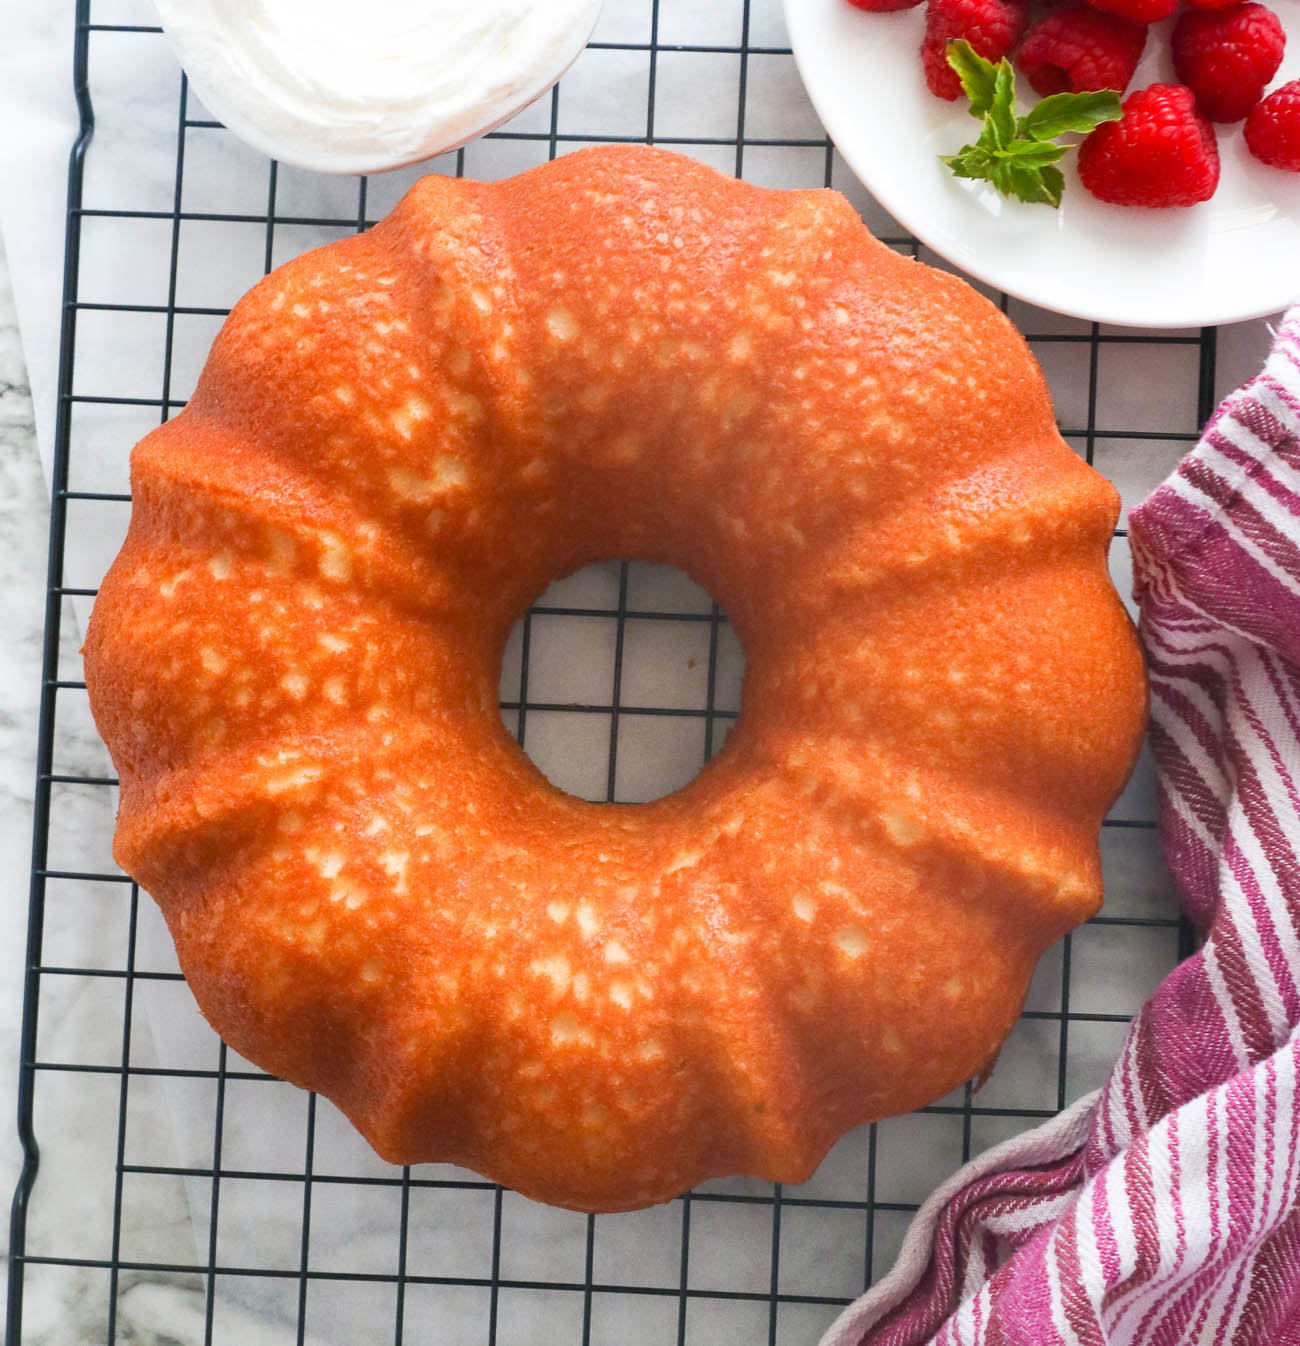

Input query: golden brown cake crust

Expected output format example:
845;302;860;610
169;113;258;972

83;145;1146;1212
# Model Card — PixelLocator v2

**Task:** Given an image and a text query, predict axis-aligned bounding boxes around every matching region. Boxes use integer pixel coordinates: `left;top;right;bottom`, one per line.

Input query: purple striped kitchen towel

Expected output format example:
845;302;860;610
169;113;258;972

821;306;1300;1346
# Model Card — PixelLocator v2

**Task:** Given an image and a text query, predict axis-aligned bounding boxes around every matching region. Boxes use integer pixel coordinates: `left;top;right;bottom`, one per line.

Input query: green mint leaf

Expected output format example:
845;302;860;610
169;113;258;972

1038;164;1066;204
1000;139;1068;167
1018;89;1123;141
988;59;1017;149
939;48;1101;207
989;157;1018;198
975;116;1004;154
938;137;1067;208
940;146;996;180
945;38;999;119
1005;162;1065;208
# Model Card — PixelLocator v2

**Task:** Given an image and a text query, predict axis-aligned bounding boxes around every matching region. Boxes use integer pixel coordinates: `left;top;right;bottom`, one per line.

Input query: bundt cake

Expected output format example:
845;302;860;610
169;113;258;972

83;145;1146;1212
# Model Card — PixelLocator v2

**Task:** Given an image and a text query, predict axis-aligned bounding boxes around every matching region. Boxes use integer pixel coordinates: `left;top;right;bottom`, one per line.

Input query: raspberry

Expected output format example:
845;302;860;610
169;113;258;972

1017;7;1147;97
1171;4;1286;123
921;0;1026;100
846;0;923;10
1078;83;1220;206
1082;0;1178;27
1245;79;1300;170
1184;0;1244;9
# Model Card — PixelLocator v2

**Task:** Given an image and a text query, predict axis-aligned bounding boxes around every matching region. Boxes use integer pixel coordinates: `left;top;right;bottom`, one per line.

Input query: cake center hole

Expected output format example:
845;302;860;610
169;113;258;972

500;561;746;803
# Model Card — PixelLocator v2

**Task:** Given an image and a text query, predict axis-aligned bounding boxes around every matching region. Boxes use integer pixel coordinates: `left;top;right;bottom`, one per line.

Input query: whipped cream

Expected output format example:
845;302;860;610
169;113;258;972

154;0;603;174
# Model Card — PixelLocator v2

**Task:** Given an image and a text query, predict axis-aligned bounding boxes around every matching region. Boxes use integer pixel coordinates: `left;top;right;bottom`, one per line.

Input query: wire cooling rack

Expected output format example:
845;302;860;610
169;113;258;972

8;0;1206;1342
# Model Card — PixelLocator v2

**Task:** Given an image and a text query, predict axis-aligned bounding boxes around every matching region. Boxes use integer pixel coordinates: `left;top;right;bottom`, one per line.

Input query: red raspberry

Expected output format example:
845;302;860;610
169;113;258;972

1078;83;1221;206
1185;0;1244;9
1245;79;1300;170
1171;4;1286;123
921;0;1027;100
846;0;923;10
1082;0;1178;27
1018;7;1147;97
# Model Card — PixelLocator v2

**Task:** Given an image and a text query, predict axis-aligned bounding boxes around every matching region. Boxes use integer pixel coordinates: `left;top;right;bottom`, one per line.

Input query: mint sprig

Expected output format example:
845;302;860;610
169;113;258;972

940;40;1121;208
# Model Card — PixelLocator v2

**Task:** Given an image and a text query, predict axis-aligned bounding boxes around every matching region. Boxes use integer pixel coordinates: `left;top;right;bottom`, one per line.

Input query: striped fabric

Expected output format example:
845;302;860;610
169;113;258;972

822;307;1300;1346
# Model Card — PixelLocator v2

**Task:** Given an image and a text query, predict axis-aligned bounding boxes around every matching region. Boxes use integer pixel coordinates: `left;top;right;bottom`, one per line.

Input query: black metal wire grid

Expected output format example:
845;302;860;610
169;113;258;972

7;1;1207;1342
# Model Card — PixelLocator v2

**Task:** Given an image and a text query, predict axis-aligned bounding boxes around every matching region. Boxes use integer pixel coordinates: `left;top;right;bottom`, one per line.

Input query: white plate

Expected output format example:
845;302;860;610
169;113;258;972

786;0;1300;327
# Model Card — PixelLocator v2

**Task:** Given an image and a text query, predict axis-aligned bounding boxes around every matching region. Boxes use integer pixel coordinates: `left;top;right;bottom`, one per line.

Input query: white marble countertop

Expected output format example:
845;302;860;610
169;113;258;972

0;235;46;1325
